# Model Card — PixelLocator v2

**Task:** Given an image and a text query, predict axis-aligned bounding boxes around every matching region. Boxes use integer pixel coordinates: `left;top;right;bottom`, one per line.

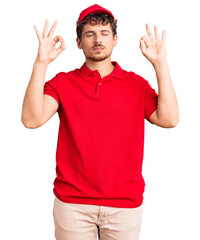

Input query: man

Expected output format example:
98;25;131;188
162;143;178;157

21;4;179;240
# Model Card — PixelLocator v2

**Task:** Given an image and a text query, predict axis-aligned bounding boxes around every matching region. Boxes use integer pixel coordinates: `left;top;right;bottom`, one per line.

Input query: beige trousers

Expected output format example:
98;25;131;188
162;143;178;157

53;196;143;240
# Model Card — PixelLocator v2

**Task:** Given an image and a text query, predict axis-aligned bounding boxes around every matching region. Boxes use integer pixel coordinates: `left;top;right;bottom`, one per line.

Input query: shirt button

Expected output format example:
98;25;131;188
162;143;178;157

98;82;102;85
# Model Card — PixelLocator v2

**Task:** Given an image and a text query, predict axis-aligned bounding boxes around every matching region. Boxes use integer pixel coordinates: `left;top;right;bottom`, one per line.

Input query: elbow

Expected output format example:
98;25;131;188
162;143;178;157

21;111;43;129
21;121;42;129
21;117;42;129
155;110;179;128
170;116;179;128
21;115;30;128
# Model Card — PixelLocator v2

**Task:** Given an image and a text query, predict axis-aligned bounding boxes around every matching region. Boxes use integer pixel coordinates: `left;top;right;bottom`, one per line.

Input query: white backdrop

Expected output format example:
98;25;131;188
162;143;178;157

1;0;200;239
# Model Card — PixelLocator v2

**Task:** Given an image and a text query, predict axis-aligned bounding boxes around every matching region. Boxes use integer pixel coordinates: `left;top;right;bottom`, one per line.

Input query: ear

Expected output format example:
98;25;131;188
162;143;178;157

76;37;83;49
113;34;118;47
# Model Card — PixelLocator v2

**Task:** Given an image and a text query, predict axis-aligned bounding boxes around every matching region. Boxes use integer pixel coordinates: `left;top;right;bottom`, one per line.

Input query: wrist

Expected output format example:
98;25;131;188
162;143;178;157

34;57;49;68
152;60;168;71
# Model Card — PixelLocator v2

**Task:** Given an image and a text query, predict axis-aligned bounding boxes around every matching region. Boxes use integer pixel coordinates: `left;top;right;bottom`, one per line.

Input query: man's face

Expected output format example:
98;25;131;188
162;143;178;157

76;22;118;62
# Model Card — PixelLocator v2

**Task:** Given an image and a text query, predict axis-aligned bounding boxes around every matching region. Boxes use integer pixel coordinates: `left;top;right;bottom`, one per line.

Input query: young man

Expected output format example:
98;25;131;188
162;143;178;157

21;4;179;240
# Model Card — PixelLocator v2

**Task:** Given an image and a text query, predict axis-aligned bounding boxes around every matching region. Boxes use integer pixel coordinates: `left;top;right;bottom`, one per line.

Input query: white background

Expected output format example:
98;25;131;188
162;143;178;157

1;0;200;239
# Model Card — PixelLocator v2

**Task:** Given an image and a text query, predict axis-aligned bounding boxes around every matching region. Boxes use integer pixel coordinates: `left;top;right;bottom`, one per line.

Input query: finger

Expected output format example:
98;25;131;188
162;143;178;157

33;25;42;41
42;19;49;38
161;30;166;43
154;26;160;41
53;35;64;43
141;35;148;41
48;20;58;38
56;40;66;55
139;39;146;54
145;23;154;40
141;36;151;48
145;39;151;48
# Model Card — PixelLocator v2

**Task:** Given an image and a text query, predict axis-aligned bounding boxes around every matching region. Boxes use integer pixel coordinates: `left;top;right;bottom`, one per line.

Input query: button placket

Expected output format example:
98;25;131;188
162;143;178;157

95;80;103;95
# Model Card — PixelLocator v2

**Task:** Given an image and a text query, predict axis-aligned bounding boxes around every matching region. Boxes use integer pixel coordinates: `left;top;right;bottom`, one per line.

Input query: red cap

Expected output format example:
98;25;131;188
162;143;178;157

78;4;115;22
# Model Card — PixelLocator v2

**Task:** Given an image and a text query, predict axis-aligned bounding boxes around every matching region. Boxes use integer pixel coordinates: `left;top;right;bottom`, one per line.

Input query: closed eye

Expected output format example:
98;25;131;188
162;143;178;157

86;34;108;37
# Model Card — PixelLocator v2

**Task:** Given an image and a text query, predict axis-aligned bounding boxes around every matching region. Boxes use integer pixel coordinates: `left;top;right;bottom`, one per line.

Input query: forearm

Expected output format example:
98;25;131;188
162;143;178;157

21;58;48;128
153;61;179;125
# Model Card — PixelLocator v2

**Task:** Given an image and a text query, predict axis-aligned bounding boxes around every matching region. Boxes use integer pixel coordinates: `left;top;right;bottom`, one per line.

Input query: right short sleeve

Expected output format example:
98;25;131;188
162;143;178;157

43;74;61;108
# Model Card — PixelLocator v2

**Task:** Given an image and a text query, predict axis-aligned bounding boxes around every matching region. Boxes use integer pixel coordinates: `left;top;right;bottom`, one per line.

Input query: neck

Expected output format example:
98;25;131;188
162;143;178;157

85;57;115;78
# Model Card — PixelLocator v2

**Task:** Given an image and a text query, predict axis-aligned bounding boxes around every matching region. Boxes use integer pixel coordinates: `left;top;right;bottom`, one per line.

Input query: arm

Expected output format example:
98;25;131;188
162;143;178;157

21;60;47;128
21;19;65;128
151;62;179;127
139;23;179;127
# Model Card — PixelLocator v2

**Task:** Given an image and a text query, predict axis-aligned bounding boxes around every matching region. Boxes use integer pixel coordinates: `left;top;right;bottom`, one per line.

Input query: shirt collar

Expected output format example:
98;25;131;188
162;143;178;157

79;61;123;79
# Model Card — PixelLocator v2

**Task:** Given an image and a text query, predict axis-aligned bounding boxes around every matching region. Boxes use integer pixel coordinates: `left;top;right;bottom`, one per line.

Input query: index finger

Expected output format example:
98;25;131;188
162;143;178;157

48;20;58;38
145;23;154;40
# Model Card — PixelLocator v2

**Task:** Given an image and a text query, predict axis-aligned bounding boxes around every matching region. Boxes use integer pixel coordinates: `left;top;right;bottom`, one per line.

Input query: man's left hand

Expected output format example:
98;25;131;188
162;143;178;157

139;23;167;67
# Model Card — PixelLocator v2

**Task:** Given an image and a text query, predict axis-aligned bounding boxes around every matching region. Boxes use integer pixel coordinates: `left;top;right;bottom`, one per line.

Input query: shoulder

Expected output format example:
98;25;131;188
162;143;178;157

57;70;73;78
122;68;148;87
56;69;79;81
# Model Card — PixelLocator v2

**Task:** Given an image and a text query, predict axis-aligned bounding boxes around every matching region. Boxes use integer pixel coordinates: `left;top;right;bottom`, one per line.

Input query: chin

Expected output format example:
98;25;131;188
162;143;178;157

90;56;108;61
87;53;112;62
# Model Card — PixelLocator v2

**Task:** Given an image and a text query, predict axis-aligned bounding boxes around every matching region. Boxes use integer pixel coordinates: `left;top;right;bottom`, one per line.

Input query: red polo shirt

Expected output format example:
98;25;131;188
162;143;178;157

43;61;158;208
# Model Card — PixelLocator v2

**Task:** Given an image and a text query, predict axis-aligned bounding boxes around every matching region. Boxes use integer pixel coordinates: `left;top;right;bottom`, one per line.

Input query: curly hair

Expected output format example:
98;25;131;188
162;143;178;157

76;13;117;41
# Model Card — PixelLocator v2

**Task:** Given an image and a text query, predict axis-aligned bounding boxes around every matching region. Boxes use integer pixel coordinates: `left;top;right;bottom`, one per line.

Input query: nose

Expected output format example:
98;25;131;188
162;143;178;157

93;33;103;44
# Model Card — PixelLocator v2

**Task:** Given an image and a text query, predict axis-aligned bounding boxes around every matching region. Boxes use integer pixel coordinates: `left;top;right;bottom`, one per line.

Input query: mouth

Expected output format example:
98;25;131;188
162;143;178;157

93;47;104;51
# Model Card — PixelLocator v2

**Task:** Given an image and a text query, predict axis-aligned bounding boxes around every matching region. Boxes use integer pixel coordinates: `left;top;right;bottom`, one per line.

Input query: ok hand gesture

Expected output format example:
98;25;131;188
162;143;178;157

139;23;167;67
33;19;65;65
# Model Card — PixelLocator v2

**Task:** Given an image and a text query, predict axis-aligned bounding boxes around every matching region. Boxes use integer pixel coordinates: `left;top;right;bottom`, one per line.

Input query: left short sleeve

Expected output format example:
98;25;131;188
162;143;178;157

144;81;158;123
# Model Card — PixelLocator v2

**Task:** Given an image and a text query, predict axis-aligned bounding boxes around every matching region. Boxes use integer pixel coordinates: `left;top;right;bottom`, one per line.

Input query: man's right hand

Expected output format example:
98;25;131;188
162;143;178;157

33;19;65;65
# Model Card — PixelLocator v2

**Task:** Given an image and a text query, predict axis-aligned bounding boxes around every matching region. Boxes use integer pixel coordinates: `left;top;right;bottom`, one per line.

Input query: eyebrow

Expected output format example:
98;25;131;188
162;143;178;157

84;30;111;35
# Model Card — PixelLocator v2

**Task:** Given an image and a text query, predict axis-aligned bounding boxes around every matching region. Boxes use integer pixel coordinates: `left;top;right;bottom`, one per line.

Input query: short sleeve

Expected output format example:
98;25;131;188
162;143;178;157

144;81;158;123
43;74;61;108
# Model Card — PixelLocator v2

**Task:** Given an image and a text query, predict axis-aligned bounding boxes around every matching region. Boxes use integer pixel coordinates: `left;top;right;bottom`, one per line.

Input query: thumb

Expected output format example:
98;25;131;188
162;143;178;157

139;39;146;55
56;39;65;55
